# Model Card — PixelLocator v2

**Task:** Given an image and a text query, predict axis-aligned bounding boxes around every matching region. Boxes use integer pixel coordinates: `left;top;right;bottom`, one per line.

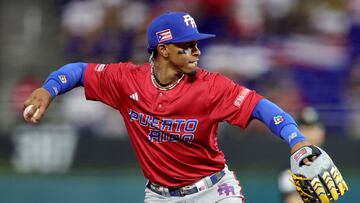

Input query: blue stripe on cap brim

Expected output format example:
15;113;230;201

171;33;216;43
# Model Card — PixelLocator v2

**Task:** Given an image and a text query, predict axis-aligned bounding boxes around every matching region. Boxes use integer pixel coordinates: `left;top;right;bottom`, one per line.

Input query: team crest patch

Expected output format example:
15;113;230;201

217;183;235;196
156;29;173;43
273;115;284;125
58;75;67;84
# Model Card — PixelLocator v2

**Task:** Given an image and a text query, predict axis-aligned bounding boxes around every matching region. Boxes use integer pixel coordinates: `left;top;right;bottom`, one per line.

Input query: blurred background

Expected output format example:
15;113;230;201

0;0;359;202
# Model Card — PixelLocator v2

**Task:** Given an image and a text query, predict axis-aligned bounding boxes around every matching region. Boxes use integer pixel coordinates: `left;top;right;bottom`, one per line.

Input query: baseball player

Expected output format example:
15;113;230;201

23;12;347;203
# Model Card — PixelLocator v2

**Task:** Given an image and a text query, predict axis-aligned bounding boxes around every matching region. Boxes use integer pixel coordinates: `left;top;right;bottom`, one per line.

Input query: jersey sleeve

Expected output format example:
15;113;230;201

84;63;125;109
207;73;263;128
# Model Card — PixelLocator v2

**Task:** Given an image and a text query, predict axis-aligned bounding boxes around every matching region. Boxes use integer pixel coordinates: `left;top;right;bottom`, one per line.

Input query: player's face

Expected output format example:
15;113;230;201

166;41;201;76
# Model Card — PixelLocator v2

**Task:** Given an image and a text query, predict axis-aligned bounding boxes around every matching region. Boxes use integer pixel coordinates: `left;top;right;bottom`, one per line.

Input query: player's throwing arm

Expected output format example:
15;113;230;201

23;63;86;123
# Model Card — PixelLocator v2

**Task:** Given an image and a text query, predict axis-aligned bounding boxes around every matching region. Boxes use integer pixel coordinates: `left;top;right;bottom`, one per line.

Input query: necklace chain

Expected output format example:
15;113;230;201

149;54;184;91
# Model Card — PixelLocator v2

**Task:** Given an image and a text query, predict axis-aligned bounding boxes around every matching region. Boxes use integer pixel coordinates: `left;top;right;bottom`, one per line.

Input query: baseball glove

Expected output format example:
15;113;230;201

290;145;348;203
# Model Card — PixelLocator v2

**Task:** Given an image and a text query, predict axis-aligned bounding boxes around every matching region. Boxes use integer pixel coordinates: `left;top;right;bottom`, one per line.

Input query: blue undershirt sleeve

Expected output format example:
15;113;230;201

251;98;306;147
42;62;87;98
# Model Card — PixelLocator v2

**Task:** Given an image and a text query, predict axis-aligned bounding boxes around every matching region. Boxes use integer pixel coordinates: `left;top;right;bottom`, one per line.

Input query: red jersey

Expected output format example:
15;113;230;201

84;62;262;187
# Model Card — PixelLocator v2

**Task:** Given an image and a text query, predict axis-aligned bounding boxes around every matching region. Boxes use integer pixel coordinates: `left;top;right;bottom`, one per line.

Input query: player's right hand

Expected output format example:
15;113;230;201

23;87;53;124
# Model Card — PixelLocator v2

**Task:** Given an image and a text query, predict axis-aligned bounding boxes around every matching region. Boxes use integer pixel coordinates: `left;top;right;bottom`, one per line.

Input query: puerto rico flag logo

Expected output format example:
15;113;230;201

156;29;173;43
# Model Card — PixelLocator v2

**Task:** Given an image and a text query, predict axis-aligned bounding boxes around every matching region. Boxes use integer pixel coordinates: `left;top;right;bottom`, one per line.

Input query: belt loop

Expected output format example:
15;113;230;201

203;176;213;188
162;186;169;196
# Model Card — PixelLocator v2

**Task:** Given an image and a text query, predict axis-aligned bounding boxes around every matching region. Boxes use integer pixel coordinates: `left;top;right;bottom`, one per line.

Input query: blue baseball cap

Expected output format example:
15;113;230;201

147;12;216;53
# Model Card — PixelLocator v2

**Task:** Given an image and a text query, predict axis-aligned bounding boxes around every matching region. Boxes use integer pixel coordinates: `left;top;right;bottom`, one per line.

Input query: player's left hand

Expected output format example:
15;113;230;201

290;145;349;203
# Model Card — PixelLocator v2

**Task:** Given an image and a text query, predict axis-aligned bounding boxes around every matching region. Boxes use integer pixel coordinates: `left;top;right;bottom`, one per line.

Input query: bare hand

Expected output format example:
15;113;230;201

23;87;52;123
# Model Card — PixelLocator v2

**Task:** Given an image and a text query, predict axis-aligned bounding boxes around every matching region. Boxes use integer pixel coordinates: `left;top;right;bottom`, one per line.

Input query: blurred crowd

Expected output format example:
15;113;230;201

10;0;360;138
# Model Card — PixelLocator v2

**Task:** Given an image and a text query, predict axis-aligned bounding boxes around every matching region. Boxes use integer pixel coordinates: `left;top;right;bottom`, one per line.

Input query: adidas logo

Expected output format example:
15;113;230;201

129;92;139;101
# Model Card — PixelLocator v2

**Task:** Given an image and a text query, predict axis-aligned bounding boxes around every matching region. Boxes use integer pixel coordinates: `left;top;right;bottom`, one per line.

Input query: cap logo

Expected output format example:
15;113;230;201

156;29;173;43
183;15;197;28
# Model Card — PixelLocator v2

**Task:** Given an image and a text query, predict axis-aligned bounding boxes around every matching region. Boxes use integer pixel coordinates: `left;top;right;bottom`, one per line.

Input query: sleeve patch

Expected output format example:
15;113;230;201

233;88;250;108
273;115;284;125
58;75;67;84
